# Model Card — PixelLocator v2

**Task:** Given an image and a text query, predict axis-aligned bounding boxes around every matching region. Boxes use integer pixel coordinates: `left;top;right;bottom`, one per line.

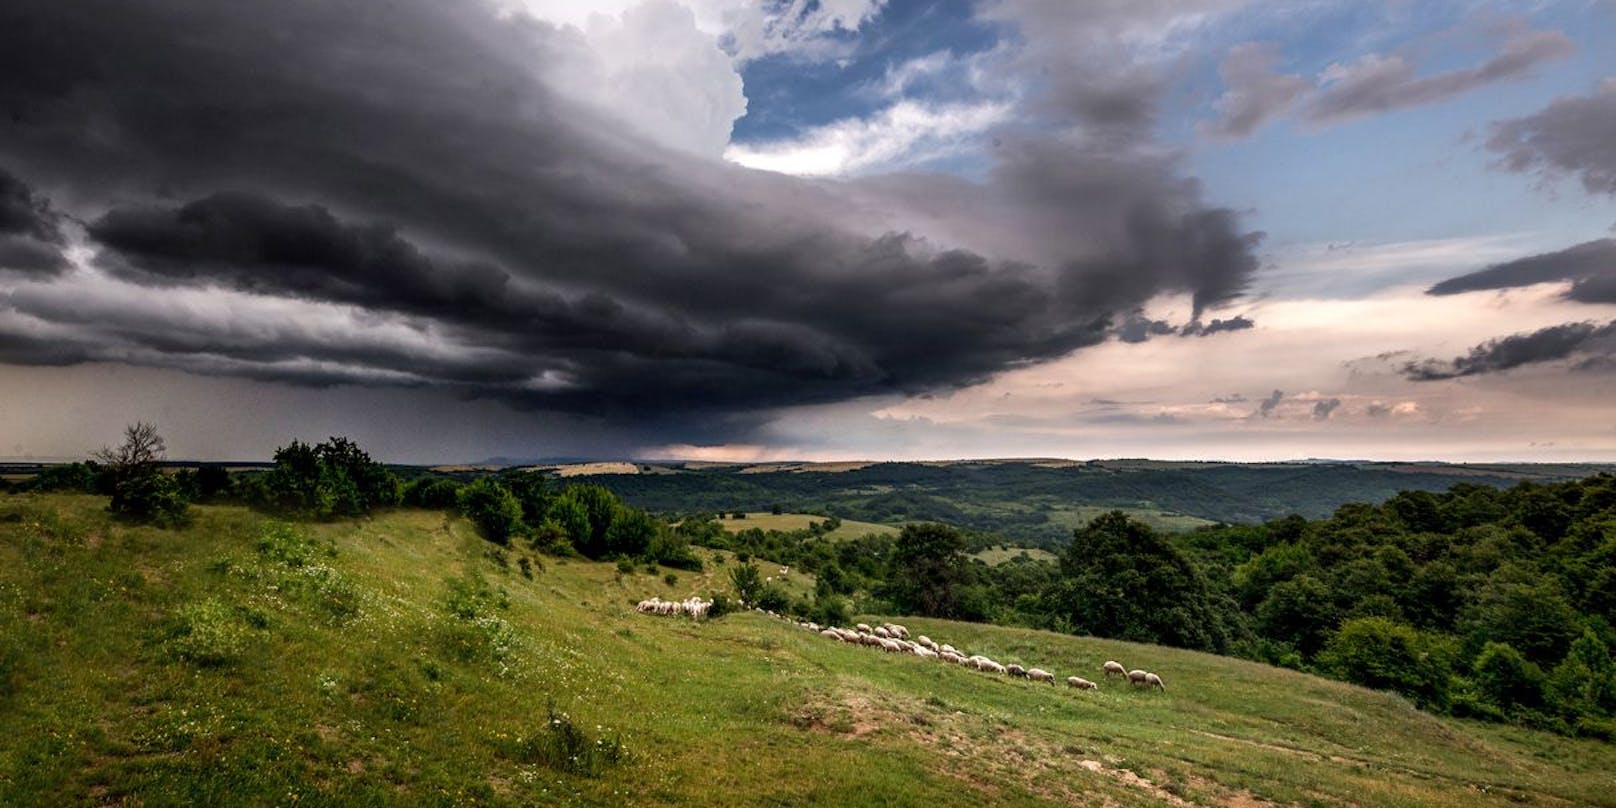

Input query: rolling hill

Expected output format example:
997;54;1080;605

3;494;1614;806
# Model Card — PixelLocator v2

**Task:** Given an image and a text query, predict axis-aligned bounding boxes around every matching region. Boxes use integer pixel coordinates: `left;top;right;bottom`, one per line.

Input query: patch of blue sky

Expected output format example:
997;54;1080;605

731;0;1001;143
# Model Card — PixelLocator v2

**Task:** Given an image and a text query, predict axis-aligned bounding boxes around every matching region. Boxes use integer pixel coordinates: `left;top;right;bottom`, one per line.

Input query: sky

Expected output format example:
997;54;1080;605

0;0;1613;464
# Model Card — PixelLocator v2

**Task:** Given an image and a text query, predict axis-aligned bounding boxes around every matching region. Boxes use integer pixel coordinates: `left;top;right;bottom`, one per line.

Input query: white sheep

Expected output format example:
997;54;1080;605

1127;669;1150;687
874;626;893;639
980;660;1007;675
940;644;957;655
915;646;939;660
1067;676;1097;690
856;623;873;633
1103;660;1127;679
889;624;910;639
1144;672;1165;691
821;628;844;641
879;638;903;654
1027;668;1055;684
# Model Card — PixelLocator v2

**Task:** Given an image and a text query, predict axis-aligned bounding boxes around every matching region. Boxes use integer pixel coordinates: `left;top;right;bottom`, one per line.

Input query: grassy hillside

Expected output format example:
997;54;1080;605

4;495;1615;806
716;512;900;541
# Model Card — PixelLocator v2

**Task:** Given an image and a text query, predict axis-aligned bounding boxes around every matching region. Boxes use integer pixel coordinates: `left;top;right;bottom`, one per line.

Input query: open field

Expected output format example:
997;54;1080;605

3;494;1615;806
972;546;1059;565
716;511;901;541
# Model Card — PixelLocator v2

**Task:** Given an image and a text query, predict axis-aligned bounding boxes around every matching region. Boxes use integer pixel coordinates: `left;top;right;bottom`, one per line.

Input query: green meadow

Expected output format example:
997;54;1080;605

716;511;900;541
3;494;1614;806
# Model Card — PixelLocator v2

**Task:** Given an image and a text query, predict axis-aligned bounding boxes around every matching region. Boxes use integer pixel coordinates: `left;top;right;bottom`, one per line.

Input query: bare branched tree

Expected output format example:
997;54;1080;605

95;421;166;475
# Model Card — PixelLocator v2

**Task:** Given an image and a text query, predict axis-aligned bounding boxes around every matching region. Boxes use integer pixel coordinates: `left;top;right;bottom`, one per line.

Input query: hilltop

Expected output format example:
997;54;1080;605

3;494;1614;806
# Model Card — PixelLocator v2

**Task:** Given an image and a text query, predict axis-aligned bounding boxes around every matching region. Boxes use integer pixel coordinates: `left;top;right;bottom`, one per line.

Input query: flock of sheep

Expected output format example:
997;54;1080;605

634;596;713;619
637;597;1170;693
797;616;1167;692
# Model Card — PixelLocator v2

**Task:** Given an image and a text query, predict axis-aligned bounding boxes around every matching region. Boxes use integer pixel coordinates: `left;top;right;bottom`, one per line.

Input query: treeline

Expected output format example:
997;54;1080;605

1028;478;1616;738
1171;477;1616;737
9;428;699;571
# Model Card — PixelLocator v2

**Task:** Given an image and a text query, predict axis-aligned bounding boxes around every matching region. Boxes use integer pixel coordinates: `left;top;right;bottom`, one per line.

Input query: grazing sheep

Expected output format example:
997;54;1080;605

856;623;873;633
874;626;893;639
980;660;1007;675
940;644;957;655
1127;669;1150;687
879;638;903;654
916;635;934;648
1005;663;1028;679
821;628;844;641
1027;668;1056;684
1067;676;1098;690
1144;672;1165;691
914;646;939;660
1103;661;1126;679
939;651;963;664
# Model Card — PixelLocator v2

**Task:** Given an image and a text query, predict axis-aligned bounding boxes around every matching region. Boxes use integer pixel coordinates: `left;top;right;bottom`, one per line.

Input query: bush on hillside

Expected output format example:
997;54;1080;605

458;477;526;545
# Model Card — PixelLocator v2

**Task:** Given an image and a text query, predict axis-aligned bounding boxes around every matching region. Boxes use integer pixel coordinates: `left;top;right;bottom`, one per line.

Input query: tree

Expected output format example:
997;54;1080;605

95;422;189;527
458;477;525;545
1320;617;1452;709
729;562;764;606
253;437;399;520
883;523;974;618
1045;511;1233;652
1473;641;1546;712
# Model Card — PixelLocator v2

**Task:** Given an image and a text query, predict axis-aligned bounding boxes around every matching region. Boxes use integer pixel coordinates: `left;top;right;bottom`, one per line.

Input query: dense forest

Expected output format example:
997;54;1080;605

575;460;1608;545
9;431;1615;738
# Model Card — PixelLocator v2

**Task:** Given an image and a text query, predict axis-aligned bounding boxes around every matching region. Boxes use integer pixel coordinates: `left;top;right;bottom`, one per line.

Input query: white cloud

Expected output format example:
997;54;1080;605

509;0;886;62
532;0;746;158
724;99;1011;176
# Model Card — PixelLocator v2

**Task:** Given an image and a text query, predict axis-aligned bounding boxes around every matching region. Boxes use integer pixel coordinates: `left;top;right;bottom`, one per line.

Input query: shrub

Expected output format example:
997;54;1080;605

729;562;763;605
439;573;518;671
1319;617;1453;709
25;462;100;493
168;599;252;666
403;477;462;509
811;594;851;627
755;584;790;613
458;477;526;545
706;594;734;619
663;572;678;587
615;557;636;575
112;472;191;528
498;703;625;777
1474;641;1546;712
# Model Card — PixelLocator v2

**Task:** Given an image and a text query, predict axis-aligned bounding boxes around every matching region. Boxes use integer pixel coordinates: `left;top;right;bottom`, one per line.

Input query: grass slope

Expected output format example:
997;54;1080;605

716;512;900;541
3;495;1615;806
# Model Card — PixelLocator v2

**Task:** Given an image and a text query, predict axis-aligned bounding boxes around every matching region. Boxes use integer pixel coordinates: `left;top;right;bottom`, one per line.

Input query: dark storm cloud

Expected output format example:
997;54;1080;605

1303;25;1573;126
0;168;68;275
1255;389;1284;418
1201;43;1309;139
1427;238;1616;304
1115;313;1175;344
1312;398;1342;420
1402;320;1616;380
1180;315;1254;337
0;0;1261;439
1488;79;1616;197
1112;312;1254;342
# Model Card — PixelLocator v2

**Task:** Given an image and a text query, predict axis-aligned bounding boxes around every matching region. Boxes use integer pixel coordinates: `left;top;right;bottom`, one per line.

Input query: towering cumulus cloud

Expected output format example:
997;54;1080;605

0;0;1259;438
